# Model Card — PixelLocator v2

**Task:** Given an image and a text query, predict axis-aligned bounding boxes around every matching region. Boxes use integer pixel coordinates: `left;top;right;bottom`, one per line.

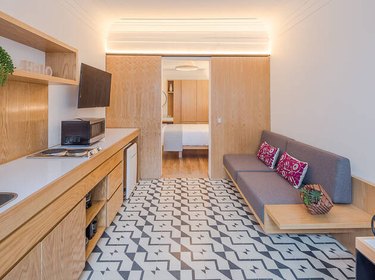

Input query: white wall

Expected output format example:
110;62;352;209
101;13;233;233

1;0;106;146
271;0;375;183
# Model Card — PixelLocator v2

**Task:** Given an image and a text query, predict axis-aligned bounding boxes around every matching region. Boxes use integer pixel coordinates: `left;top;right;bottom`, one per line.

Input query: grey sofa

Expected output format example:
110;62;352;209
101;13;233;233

223;130;352;222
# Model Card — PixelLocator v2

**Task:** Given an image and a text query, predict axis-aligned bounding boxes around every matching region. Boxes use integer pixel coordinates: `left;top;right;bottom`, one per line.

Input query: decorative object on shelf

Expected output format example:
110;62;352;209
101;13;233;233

45;66;53;76
19;60;53;76
372;215;375;236
300;184;333;215
161;90;167;107
0;46;14;86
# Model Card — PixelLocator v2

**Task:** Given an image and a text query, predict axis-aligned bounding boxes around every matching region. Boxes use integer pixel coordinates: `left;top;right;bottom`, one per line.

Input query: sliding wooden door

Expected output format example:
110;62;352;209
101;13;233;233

210;57;270;178
106;55;162;179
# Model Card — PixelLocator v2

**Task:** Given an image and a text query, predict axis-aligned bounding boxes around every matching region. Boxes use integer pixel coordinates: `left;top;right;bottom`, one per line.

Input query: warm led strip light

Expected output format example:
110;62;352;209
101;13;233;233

106;18;270;55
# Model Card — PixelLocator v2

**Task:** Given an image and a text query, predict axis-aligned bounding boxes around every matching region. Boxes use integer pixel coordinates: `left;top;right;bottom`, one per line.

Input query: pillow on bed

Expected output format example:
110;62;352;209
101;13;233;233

256;141;280;168
276;152;308;189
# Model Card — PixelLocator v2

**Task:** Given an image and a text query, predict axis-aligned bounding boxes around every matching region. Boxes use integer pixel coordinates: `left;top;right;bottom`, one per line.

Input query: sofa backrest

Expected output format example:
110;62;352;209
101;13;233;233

260;130;293;155
286;140;352;204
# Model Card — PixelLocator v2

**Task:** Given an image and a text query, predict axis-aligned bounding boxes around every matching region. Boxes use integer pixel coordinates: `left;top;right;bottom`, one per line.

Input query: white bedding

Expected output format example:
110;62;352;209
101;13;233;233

162;124;209;151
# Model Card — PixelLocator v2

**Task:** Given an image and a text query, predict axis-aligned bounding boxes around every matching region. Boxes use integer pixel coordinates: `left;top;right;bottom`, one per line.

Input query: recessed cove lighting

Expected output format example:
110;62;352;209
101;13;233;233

107;18;270;55
175;65;199;71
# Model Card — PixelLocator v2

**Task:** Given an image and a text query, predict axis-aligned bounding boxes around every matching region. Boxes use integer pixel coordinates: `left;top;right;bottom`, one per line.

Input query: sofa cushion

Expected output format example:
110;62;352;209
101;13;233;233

260;130;293;156
286;140;352;203
276;152;308;189
237;172;302;222
257;141;280;168
223;130;292;181
224;154;272;181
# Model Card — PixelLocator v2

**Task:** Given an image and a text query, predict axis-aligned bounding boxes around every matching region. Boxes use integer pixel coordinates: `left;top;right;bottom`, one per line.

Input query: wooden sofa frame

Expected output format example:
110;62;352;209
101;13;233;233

225;167;372;253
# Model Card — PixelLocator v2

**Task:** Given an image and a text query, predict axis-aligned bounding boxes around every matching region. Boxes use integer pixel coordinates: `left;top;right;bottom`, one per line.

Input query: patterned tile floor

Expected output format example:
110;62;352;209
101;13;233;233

80;178;355;280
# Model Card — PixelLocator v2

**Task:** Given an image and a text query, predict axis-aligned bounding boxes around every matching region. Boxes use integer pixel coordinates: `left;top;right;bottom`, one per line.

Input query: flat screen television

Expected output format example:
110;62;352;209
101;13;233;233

78;63;112;108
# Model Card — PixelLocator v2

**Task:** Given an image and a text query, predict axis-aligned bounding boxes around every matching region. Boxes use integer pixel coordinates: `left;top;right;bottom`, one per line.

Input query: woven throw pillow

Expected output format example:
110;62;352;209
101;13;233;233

256;141;280;168
276;152;308;188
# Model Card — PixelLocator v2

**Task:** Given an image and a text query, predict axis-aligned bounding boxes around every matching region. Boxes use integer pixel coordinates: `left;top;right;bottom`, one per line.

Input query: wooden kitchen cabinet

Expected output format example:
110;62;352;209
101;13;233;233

41;200;85;280
107;162;123;199
172;80;209;124
196;80;209;122
3;244;42;280
107;184;124;226
4;200;85;280
181;80;198;123
0;130;139;279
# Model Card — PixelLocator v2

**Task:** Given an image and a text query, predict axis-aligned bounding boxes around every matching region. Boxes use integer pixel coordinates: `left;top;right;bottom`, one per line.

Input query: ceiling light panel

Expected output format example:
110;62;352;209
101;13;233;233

106;19;270;55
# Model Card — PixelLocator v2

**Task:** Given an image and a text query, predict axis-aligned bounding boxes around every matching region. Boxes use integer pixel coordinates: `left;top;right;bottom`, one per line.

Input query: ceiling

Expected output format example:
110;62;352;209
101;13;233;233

162;57;210;80
71;0;289;31
65;0;316;54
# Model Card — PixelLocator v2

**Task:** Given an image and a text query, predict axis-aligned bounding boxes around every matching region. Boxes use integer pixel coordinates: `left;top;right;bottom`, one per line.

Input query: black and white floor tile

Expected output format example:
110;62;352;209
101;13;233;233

80;178;355;280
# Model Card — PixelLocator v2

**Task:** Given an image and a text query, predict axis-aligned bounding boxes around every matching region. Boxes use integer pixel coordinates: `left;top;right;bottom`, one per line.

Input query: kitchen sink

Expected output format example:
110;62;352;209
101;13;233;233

0;192;18;208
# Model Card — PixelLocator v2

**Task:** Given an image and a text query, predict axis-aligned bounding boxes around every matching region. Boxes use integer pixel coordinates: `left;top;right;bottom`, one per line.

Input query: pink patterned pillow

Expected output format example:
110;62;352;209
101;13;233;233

276;152;308;188
256;141;280;168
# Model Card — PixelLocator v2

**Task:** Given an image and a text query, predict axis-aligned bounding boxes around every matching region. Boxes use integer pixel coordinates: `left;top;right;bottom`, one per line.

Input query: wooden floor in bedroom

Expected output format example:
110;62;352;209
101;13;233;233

162;149;208;178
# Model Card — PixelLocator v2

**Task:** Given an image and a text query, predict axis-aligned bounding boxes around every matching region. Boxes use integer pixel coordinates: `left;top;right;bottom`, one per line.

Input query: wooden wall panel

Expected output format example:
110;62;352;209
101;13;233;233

45;52;77;80
106;55;161;179
196;80;209;123
352;176;375;214
181;80;197;123
173;80;182;123
210;57;270;178
0;80;48;164
332;176;375;253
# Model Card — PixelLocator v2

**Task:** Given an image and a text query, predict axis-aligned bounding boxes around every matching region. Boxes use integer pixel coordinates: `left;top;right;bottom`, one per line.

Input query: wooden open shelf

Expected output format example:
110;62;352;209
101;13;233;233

9;70;78;85
0;11;76;53
0;11;78;83
85;226;106;260
85;200;106;227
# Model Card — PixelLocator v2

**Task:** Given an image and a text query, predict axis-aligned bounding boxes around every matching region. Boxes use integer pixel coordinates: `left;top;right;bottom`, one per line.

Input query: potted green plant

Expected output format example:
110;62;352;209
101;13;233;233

300;184;333;215
0;46;14;86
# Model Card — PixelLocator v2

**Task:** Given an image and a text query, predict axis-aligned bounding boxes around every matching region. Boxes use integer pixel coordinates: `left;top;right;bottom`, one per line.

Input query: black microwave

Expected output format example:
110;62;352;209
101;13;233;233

61;118;105;145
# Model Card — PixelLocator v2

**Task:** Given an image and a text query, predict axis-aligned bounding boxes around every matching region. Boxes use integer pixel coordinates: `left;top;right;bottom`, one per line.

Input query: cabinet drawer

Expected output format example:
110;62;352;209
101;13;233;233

41;199;85;280
107;162;123;199
106;184;123;226
3;244;41;280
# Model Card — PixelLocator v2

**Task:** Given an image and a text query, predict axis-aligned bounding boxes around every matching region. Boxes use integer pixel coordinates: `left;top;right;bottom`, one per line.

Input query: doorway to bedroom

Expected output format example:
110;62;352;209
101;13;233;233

161;57;210;178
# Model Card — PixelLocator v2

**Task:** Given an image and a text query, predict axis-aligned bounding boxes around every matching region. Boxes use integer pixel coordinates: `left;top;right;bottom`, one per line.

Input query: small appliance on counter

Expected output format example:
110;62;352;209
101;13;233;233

28;147;102;159
61;118;105;145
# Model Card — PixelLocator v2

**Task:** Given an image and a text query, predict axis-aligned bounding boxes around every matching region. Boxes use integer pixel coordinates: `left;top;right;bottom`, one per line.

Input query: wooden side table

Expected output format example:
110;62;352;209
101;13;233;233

356;237;375;280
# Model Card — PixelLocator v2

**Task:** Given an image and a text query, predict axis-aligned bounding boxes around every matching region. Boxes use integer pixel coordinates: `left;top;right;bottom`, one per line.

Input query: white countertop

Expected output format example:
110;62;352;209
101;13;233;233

0;128;137;213
365;238;375;249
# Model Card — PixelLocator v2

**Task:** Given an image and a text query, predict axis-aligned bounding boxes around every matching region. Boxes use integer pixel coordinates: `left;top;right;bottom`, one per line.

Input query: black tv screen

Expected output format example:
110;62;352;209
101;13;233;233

78;63;112;108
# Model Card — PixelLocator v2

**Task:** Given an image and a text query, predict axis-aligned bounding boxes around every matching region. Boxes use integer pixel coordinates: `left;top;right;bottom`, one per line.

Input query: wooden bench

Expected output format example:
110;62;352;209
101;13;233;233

264;204;372;233
227;172;372;253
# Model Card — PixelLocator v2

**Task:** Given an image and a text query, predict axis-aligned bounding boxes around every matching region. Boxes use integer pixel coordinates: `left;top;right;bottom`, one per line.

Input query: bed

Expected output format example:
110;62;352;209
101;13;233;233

162;124;209;157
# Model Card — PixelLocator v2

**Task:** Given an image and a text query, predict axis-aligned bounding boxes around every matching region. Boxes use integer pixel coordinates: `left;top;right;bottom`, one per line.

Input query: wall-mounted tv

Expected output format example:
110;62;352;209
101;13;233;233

78;63;112;108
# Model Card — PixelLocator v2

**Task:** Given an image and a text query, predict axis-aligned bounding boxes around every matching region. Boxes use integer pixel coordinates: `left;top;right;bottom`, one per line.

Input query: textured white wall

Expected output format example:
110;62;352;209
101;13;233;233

271;0;375;183
1;0;106;146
